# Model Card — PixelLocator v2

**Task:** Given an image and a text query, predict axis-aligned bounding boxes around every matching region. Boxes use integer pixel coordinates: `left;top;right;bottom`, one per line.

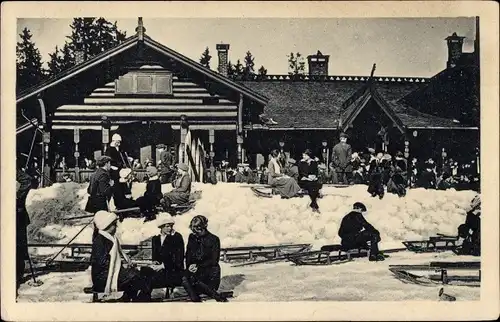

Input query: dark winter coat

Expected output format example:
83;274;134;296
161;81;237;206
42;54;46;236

105;146;127;180
418;170;436;189
151;232;185;274
90;233;137;292
338;211;379;242
113;181;137;210
16;170;32;227
85;167;113;213
331;142;352;172
298;159;321;190
186;231;221;290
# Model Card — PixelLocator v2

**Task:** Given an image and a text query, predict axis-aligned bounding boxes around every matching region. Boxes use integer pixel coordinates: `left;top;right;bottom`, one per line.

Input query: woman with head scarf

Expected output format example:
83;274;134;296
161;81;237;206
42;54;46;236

267;149;301;199
298;149;322;213
185;215;228;302
91;211;152;302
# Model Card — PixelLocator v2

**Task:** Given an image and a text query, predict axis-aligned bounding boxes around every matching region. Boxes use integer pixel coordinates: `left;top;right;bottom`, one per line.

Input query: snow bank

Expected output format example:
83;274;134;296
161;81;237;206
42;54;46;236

26;182;477;251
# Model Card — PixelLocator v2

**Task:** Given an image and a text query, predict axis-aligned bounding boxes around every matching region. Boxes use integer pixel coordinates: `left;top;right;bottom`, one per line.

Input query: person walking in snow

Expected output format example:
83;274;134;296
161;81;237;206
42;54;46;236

338;202;385;262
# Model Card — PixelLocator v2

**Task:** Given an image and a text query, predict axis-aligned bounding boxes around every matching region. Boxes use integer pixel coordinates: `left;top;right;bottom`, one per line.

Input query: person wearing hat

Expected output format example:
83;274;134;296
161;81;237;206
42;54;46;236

387;165;407;197
367;152;385;199
456;195;481;256
284;158;299;183
105;133;129;182
338;202;385;262
136;166;163;222
331;132;352;184
85;155;114;214
394;151;408;183
91;211;152;302
185;215;228;302
298;149;322;212
161;163;192;210
267;149;302;198
112;168;138;212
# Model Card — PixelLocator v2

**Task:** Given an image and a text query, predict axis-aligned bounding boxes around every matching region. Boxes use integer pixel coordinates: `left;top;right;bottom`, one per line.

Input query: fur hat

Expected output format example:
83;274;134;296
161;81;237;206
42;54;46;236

94;211;118;230
119;168;132;179
177;163;189;172
156;214;175;228
111;133;122;142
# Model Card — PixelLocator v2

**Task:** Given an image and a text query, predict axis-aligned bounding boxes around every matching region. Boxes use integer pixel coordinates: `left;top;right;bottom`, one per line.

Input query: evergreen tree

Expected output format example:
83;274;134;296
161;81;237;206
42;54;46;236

258;65;268;76
46;17;127;76
232;59;244;80
199;47;212;69
227;60;236;78
287;52;305;76
243;51;255;78
16;28;45;92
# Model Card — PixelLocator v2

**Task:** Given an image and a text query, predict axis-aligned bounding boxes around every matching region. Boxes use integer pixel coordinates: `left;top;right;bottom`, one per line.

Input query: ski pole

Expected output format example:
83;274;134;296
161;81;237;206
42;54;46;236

26;252;40;285
45;218;94;267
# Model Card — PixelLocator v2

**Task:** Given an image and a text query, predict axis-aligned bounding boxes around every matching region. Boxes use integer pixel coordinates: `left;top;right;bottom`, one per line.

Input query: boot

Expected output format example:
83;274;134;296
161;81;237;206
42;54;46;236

194;280;228;302
369;253;385;262
182;277;202;302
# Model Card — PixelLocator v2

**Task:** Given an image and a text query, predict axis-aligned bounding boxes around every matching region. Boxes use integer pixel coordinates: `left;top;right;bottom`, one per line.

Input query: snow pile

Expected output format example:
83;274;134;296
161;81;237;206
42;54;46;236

26;182;477;251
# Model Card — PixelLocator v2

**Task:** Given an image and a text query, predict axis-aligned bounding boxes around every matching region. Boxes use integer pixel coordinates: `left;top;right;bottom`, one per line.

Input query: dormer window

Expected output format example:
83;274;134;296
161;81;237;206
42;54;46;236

115;68;173;96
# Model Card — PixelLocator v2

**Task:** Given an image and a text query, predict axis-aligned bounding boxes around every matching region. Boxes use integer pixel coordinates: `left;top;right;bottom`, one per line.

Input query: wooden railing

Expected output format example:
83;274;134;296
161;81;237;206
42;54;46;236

54;168;149;183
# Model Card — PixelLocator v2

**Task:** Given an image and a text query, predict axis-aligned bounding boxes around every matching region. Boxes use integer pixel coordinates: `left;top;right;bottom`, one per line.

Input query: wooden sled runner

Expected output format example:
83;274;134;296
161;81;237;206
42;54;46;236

389;261;481;287
227;243;313;267
84;286;233;303
402;234;460;253
285;244;371;266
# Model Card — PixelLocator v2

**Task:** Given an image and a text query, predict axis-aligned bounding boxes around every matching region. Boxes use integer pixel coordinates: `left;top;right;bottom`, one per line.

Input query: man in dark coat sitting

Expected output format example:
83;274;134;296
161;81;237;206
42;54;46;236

16;169;33;294
91;210;152;302
338;202;385;261
185;215;228;302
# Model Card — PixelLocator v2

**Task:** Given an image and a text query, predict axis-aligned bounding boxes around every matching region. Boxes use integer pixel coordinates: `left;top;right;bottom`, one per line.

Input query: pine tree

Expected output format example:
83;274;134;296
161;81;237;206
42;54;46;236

243;51;255;79
258;65;268;76
227;60;235;78
232;59;244;80
46;17;127;76
199;47;212;69
16;28;45;92
287;52;305;76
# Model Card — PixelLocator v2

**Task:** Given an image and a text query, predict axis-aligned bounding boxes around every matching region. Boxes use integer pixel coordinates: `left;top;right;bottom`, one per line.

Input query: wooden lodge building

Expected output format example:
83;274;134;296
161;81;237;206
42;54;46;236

16;18;480;185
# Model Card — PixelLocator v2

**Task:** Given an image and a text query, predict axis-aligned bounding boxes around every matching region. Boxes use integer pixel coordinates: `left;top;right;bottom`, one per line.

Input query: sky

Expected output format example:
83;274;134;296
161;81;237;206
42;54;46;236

17;17;476;77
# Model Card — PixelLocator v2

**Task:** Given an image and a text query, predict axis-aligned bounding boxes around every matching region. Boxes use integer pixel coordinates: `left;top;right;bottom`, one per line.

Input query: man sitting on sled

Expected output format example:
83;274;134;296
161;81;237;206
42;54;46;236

160;163;192;212
456;195;481;256
91;210;152;302
338;202;385;261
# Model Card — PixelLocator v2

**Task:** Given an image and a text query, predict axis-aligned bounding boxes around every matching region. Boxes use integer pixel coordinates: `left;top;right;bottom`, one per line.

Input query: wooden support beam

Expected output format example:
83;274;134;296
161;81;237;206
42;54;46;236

209;129;215;167
74;128;80;183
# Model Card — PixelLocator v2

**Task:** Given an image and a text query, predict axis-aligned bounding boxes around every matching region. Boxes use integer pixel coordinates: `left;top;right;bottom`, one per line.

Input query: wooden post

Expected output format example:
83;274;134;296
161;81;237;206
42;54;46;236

180;115;189;164
42;127;51;187
209;129;215;167
237;94;244;164
237;135;243;164
101;116;110;154
74;128;80;183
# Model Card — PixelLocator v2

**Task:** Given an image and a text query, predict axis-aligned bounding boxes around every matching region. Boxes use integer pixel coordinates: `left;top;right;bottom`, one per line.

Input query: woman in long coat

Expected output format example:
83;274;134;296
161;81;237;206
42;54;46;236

162;163;192;207
267;149;301;199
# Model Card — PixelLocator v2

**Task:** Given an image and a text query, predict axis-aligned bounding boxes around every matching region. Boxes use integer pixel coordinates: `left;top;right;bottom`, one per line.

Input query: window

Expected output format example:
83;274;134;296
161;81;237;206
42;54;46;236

115;71;173;96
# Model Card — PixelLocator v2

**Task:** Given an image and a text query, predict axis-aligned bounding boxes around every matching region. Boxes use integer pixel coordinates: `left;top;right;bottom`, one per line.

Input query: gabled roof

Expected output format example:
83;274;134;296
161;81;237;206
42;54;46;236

17;35;268;105
239;80;365;129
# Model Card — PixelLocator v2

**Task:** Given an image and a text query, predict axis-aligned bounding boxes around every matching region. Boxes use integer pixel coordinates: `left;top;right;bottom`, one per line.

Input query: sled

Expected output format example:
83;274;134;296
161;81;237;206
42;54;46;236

285;245;371;266
402;235;459;253
389;261;481;287
84;286;233;303
167;199;197;216
250;186;273;198
226;243;313;266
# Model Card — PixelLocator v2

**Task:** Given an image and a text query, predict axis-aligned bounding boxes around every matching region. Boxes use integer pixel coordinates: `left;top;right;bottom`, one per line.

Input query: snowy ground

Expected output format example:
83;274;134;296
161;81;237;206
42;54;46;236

21;182;480;302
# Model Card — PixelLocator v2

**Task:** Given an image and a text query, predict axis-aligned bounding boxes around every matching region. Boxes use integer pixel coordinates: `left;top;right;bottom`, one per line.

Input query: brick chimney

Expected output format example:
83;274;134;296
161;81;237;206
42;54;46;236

445;32;465;69
216;43;230;77
307;50;329;76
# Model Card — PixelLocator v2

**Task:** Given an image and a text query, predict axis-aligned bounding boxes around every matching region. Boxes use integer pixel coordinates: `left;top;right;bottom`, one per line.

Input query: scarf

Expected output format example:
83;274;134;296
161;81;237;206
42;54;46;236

270;158;281;175
99;230;129;295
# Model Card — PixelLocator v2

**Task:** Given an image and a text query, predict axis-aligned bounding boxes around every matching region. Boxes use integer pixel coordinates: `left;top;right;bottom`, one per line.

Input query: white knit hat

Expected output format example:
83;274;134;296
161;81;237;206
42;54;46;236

94;211;118;230
111;133;122;142
156;213;175;228
119;168;132;181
